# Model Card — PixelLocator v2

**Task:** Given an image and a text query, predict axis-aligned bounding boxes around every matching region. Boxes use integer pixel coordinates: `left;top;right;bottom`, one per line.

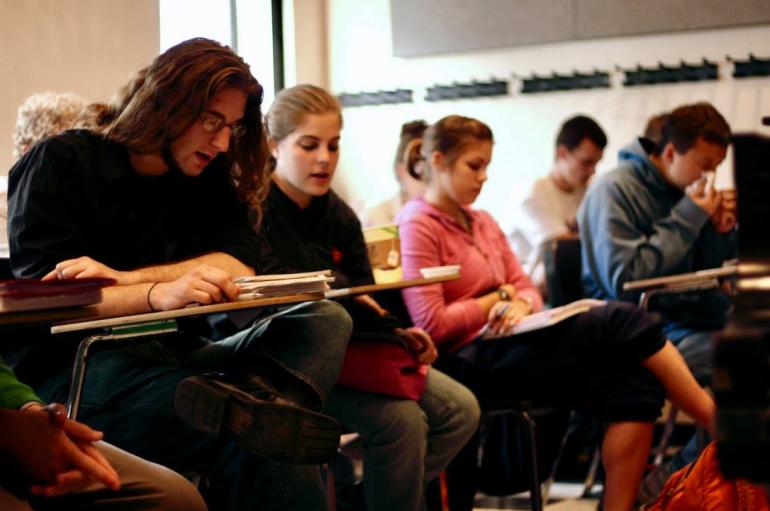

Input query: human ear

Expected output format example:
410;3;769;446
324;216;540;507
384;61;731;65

556;144;569;161
268;137;279;158
430;151;446;172
662;142;676;165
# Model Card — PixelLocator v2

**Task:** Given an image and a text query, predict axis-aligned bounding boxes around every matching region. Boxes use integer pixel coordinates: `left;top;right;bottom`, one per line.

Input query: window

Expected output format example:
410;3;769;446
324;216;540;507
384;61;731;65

159;0;278;105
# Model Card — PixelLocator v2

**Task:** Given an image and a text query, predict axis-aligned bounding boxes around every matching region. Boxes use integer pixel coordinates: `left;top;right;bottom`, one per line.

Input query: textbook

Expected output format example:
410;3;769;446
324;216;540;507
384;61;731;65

234;270;334;300
479;298;606;340
0;277;115;313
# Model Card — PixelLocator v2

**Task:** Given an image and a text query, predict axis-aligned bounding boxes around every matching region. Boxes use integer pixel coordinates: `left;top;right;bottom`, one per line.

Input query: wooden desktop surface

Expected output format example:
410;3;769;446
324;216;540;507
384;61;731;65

51;292;324;334
50;273;459;335
325;274;458;298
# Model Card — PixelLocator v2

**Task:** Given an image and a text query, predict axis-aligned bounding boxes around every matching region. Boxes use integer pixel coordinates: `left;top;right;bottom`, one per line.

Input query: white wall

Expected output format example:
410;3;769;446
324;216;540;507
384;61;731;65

326;0;770;231
284;0;329;88
0;0;159;175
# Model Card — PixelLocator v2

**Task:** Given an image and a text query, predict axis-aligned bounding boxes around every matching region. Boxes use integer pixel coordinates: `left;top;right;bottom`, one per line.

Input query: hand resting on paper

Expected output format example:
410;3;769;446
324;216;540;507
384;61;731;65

486;297;532;335
148;265;238;311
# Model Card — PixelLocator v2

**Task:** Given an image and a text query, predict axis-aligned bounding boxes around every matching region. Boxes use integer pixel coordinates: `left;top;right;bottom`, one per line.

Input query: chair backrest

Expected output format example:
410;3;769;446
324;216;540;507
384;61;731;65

543;238;583;307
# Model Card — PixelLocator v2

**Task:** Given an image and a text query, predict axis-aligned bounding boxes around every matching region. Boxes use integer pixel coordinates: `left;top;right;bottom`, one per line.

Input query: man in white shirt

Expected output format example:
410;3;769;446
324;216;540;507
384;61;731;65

509;115;606;298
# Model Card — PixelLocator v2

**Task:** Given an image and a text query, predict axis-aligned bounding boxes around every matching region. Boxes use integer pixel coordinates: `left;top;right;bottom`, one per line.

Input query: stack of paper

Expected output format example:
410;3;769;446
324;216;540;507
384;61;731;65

234;270;335;300
0;277;115;313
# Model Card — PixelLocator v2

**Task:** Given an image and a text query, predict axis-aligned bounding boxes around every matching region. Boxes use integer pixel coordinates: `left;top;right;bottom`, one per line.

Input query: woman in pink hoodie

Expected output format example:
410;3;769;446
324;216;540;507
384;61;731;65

397;115;715;511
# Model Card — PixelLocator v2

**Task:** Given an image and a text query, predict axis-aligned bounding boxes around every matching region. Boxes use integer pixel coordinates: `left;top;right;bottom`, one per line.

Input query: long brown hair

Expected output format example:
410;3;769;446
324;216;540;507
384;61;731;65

95;38;270;222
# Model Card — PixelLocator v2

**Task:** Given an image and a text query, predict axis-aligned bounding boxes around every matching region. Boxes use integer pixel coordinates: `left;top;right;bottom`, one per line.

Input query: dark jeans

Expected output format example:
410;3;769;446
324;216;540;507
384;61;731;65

36;300;352;511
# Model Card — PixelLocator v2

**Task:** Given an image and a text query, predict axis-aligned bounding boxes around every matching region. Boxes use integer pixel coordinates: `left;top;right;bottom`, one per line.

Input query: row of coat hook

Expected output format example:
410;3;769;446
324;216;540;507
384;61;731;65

731;54;770;78
521;70;609;93
337;54;770;106
425;79;508;101
622;59;718;86
338;89;413;107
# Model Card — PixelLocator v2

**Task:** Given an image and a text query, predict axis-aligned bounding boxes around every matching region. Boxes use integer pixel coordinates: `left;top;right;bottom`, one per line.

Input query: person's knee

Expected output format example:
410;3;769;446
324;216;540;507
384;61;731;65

143;466;208;511
367;400;428;448
426;373;480;444
322;299;353;332
443;383;480;445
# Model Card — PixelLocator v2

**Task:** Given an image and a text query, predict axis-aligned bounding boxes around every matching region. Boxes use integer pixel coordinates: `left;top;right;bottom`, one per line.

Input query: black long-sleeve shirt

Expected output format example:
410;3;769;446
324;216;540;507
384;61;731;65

256;183;400;333
8;130;261;279
5;130;262;382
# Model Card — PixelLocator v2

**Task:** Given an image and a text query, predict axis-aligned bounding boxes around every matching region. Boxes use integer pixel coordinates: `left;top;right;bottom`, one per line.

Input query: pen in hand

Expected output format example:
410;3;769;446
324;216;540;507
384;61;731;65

478;302;510;338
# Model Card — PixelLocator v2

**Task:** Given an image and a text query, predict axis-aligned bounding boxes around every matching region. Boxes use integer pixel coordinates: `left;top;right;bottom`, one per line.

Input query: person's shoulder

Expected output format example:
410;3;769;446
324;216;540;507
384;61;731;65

397;198;435;224
328;190;359;220
530;175;553;192
589;163;641;195
9;130;98;182
473;208;505;233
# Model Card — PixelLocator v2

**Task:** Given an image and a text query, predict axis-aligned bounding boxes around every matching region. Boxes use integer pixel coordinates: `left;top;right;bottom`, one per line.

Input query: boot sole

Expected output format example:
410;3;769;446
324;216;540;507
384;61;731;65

174;376;340;464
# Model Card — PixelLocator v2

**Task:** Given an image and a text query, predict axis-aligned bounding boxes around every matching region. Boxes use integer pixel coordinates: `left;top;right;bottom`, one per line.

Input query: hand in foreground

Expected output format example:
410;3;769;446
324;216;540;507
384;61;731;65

43;257;129;284
353;294;389;317
710;189;737;234
686;173;721;216
487;297;532;335
148;264;238;311
394;327;438;365
4;404;121;497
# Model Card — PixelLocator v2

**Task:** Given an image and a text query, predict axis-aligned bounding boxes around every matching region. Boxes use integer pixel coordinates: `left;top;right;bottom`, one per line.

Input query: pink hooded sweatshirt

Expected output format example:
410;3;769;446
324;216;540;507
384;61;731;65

398;198;544;353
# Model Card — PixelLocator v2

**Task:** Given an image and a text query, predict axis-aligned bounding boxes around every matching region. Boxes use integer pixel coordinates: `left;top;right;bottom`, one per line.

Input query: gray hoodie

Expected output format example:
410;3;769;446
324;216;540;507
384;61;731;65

577;138;735;336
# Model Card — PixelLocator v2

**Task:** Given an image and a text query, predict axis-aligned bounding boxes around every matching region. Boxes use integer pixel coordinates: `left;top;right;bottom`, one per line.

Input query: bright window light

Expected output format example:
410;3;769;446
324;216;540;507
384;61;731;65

159;0;277;105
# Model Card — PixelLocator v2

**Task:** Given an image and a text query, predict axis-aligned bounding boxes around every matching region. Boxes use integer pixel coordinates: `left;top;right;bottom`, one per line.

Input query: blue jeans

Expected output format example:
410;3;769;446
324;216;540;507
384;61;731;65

325;368;480;511
36;300;352;511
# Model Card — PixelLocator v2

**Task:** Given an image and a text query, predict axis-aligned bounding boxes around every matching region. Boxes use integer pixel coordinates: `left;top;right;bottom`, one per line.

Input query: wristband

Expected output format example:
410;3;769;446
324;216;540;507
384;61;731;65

496;287;511;301
147;282;160;312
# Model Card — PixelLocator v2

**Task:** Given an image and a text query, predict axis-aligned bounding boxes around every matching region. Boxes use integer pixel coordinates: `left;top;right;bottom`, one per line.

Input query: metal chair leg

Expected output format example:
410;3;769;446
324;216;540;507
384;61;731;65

653;404;680;466
66;325;177;419
581;445;602;498
516;409;543;511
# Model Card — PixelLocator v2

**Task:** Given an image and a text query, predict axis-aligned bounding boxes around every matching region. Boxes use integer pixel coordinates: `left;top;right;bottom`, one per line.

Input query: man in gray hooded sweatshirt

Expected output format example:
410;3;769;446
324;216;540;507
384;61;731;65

578;102;736;384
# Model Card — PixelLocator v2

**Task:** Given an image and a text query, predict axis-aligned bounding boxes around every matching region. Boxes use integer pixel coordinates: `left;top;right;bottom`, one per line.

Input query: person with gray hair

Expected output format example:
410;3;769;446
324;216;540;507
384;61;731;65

11;92;92;159
2;92;94;261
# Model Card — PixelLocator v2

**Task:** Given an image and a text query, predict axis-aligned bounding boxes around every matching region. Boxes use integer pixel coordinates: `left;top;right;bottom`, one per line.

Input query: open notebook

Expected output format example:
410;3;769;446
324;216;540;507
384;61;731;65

234;270;335;300
0;277;115;313
479;298;606;340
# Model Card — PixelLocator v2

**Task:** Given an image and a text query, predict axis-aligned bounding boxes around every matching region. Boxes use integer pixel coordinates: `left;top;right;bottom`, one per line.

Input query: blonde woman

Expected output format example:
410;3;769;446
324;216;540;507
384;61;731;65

257;85;480;511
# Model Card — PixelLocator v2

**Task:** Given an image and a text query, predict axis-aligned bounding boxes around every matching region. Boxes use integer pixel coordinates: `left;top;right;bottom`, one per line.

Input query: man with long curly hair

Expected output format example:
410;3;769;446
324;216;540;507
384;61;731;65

6;38;351;510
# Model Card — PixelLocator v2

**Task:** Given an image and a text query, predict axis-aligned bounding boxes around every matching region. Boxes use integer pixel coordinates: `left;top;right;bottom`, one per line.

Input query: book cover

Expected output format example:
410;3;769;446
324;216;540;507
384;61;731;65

0;277;115;313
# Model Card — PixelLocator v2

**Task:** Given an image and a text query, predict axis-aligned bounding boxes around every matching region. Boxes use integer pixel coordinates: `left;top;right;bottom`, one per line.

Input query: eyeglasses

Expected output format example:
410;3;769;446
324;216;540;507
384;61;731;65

199;111;246;139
